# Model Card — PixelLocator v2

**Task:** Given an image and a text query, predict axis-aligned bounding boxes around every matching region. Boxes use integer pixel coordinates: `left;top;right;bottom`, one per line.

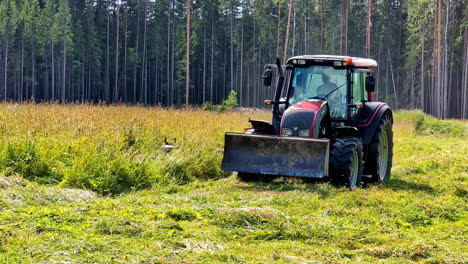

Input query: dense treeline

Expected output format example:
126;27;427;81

0;0;466;118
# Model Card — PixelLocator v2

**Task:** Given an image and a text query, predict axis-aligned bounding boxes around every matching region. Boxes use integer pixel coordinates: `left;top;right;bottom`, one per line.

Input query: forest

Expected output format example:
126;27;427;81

0;0;466;119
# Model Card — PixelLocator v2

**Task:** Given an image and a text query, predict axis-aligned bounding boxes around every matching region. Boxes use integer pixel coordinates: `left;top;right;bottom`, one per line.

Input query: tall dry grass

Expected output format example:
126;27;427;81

0;103;269;194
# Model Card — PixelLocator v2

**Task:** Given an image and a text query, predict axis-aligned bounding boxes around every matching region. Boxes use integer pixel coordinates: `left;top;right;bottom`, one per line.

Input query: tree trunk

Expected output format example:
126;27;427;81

15;53;19;100
437;0;442;117
166;0;171;105
240;15;243;106
319;0;324;53
462;29;468;119
376;36;382;100
203;23;206;103
410;65;414;108
21;35;24;101
432;0;443;117
115;5;120;103
4;37;8;100
32;41;36;100
51;42;55;100
106;0;110;103
62;43;66;102
223;45;226;100
421;35;425;111
124;8;128;102
246;48;250;106
142;1;148;104
388;48;398;109
304;14;307;53
186;0;191;105
340;0;349;55
385;56;389;103
277;5;281;58
45;55;49;100
155;56;159;103
442;0;449;118
171;19;175;104
210;7;214;102
283;0;293;63
134;0;140;104
366;0;372;57
292;4;296;56
81;48;85;101
252;17;256;106
230;0;234;91
87;56;91;101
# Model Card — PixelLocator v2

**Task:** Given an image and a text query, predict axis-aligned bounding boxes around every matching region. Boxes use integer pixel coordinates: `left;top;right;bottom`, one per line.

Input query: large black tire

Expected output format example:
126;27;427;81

365;115;393;183
329;137;363;190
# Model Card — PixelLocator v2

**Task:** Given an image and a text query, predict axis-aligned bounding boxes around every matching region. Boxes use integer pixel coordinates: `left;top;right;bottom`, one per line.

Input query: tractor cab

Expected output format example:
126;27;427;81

263;55;378;137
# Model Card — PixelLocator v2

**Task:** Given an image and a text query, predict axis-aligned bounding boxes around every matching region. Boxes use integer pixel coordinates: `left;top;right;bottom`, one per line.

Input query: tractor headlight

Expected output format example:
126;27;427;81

298;129;310;137
282;128;293;136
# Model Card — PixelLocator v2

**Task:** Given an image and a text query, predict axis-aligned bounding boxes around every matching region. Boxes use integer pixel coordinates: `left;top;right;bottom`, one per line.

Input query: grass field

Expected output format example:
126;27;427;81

0;104;466;263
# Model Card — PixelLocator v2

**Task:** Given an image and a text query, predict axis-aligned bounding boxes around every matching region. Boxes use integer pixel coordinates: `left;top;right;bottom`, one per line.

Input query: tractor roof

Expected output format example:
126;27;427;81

287;55;378;68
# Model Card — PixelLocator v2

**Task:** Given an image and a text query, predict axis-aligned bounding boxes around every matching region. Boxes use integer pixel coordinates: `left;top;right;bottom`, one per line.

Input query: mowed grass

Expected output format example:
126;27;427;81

0;104;466;263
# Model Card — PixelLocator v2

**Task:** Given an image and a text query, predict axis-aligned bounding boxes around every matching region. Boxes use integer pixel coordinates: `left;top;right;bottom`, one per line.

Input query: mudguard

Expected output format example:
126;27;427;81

356;102;392;145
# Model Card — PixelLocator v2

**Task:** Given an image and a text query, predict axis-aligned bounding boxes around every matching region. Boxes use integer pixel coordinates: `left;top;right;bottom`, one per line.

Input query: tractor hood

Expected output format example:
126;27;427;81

280;99;329;138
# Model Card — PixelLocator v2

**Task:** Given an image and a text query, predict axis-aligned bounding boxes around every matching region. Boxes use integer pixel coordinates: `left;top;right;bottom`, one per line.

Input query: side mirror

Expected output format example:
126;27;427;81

263;69;273;86
365;76;375;92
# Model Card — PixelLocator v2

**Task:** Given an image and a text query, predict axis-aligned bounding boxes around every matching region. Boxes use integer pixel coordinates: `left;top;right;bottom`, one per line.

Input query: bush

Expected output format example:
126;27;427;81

415;114;467;137
60;148;152;195
221;90;238;108
202;102;216;111
0;140;53;183
203;90;238;112
159;145;230;183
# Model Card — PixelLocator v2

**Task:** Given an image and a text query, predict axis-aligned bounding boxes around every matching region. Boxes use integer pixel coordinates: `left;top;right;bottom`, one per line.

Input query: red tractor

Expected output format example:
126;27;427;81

222;55;393;189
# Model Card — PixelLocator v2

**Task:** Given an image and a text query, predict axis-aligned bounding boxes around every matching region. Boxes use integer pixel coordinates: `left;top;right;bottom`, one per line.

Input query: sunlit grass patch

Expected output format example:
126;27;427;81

411;112;468;138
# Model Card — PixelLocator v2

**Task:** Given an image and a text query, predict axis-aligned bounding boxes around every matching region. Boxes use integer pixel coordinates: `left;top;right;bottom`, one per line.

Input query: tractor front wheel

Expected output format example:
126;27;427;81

330;137;363;190
365;115;393;183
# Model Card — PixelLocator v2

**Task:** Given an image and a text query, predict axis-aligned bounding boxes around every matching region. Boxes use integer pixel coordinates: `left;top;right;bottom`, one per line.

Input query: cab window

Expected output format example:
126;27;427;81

352;72;367;104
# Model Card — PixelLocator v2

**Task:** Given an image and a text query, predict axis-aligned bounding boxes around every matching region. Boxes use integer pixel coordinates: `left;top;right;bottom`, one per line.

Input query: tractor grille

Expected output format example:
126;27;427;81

281;110;315;136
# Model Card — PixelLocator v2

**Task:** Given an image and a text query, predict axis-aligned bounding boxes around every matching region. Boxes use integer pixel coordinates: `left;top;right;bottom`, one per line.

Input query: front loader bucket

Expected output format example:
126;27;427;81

222;133;329;178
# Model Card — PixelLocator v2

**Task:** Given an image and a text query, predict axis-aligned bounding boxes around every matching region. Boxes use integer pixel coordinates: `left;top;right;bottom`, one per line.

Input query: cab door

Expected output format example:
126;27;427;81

351;71;367;119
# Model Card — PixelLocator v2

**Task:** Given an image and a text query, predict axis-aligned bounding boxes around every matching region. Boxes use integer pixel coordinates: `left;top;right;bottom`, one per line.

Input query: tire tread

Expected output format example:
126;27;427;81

330;137;363;189
365;115;394;183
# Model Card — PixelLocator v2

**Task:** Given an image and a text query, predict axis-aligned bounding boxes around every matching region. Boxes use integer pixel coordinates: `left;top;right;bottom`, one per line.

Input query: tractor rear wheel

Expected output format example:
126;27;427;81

329;137;363;190
365;115;393;183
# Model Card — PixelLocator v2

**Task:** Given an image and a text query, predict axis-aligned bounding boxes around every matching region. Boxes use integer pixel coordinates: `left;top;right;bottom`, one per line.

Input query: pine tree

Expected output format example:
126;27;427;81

54;0;73;102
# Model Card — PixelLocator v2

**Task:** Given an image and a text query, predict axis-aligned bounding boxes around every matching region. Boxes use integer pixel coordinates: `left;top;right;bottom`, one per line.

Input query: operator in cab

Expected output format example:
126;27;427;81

317;73;341;104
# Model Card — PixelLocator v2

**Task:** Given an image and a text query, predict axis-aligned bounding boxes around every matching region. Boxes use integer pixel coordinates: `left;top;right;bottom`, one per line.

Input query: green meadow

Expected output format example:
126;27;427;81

0;104;466;263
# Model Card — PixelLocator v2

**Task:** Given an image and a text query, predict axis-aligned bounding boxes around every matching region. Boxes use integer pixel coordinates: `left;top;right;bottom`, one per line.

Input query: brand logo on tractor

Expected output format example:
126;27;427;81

293;127;298;131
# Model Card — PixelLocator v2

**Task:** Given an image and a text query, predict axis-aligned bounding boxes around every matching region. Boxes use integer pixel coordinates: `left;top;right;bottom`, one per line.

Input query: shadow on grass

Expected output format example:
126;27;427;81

384;178;437;194
238;176;439;196
237;176;335;197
